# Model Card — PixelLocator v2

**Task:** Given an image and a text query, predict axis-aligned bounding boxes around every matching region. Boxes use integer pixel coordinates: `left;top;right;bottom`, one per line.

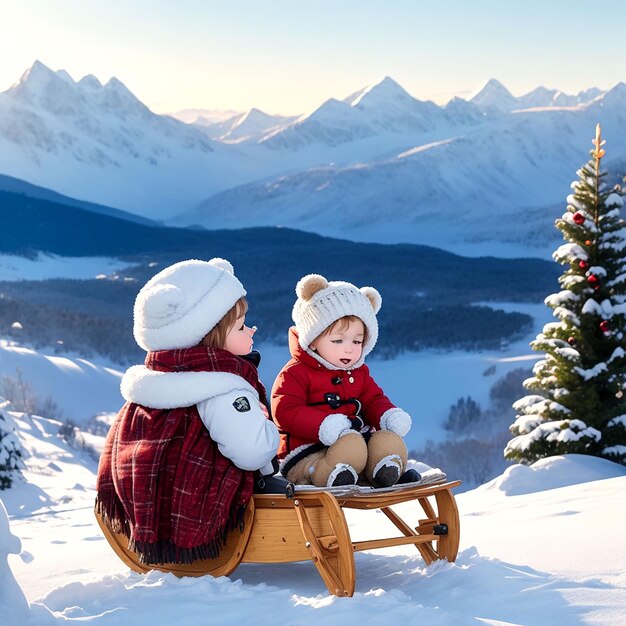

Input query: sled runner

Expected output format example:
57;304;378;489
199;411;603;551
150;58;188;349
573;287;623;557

95;475;461;597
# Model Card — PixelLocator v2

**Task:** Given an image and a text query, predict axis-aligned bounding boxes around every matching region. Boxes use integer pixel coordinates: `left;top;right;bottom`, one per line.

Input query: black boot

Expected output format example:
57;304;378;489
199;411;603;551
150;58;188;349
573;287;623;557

328;464;358;487
372;464;400;488
397;468;422;485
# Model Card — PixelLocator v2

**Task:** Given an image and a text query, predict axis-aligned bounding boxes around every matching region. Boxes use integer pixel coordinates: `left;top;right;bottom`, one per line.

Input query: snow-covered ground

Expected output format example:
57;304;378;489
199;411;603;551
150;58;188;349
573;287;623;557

0;341;123;423
1;409;624;625
0;253;134;282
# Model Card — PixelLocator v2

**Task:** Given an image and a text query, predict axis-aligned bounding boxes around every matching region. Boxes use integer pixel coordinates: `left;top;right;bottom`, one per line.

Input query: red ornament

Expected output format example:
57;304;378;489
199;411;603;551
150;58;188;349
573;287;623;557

573;212;585;225
579;260;589;269
600;320;610;333
567;337;576;345
585;240;592;246
587;274;599;284
594;284;601;291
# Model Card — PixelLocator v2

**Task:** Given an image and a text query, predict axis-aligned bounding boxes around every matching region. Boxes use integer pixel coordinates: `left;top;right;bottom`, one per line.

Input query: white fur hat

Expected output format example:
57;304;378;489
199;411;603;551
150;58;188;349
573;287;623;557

292;274;382;364
133;258;246;351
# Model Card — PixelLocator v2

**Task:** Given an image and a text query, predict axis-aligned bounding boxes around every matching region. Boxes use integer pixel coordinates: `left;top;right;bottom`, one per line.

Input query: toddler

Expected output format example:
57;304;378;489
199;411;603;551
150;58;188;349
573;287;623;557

271;274;412;488
96;258;279;565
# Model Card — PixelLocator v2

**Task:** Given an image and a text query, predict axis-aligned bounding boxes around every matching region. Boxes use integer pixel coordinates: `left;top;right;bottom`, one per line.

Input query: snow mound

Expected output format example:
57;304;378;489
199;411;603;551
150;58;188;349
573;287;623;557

0;342;123;424
478;454;626;496
0;498;31;623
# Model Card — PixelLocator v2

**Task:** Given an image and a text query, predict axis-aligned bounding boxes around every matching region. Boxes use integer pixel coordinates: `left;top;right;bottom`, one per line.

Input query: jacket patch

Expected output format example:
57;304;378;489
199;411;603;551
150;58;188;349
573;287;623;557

233;396;251;412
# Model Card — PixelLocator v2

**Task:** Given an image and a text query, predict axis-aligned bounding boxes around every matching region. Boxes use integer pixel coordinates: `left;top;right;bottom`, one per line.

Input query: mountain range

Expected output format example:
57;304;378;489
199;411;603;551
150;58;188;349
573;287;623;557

1;61;625;253
0;61;255;221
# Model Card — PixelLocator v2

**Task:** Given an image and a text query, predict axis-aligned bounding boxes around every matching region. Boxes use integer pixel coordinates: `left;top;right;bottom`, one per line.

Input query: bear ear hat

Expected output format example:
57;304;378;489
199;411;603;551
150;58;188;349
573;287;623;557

360;286;382;314
209;258;235;274
296;274;329;301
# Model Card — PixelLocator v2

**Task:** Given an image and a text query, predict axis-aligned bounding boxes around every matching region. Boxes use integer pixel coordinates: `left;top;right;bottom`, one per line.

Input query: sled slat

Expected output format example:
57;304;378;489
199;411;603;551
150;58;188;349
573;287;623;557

419;497;437;520
353;533;438;552
336;481;461;510
381;506;438;564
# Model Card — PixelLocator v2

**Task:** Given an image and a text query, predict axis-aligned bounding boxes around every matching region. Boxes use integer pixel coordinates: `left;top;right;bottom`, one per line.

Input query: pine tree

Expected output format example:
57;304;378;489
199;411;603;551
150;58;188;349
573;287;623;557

0;401;25;489
505;125;626;466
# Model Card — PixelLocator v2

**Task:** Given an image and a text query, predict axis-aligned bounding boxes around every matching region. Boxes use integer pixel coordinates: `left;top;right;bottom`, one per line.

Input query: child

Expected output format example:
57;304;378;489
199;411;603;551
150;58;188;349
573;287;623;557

272;274;413;488
96;258;279;565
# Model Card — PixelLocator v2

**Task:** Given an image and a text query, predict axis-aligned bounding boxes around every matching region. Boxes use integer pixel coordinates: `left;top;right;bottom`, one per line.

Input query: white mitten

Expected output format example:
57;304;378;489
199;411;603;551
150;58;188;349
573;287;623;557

318;413;353;446
380;408;412;437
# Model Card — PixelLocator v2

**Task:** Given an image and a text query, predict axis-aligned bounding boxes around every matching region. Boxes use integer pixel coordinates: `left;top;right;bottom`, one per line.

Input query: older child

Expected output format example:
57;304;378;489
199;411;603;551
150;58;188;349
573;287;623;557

271;274;412;488
96;258;279;565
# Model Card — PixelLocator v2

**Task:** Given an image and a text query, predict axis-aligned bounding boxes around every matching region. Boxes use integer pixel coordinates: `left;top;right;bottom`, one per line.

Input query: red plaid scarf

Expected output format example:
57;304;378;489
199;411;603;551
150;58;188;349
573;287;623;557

96;347;266;564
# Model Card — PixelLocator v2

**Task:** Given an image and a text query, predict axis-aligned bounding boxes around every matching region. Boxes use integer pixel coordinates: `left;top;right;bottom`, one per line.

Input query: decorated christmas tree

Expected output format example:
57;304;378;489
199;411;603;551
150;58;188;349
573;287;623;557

505;125;626;466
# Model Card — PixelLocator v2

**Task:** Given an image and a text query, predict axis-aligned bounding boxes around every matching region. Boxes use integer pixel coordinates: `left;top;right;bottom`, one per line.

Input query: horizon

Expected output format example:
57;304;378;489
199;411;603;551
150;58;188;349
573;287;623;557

1;1;625;115
4;59;623;119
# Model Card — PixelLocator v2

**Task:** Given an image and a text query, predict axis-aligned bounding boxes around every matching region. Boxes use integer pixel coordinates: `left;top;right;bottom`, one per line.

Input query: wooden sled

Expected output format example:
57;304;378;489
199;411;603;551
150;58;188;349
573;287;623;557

96;479;461;597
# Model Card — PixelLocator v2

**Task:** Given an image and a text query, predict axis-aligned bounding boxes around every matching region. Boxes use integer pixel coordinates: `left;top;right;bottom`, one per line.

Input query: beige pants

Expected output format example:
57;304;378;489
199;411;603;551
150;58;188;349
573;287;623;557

285;430;408;487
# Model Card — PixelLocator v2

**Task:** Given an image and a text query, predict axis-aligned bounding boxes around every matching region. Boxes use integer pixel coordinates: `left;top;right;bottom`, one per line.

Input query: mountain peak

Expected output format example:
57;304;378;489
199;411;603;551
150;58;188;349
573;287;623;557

523;85;554;97
101;76;144;109
378;75;404;89
79;74;103;90
22;60;56;80
305;97;352;120
593;81;626;106
606;81;626;94
482;78;510;91
6;61;78;108
14;60;69;90
104;76;131;93
350;76;414;108
517;86;559;109
469;78;517;110
245;107;271;120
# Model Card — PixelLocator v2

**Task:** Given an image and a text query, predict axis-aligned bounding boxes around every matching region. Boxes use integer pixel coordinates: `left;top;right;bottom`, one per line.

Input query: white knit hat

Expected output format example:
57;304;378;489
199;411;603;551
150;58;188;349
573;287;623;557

292;274;382;366
133;258;246;351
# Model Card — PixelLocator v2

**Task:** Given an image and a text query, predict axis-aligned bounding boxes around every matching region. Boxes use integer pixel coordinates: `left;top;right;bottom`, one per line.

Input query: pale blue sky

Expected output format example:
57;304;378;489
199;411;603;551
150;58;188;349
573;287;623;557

1;1;625;114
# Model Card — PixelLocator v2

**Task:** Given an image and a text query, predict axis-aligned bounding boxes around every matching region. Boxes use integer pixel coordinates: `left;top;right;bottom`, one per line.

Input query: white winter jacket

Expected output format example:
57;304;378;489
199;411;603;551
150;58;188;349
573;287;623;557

120;365;279;473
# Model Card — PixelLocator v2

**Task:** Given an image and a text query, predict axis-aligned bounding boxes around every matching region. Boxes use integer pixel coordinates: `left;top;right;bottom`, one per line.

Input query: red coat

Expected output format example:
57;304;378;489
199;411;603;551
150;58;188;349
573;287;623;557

271;327;395;458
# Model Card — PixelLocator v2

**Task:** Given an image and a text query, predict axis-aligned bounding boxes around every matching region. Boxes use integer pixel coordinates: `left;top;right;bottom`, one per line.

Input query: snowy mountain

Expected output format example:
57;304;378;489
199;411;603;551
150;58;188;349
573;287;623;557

1;62;621;254
193;108;298;142
472;79;604;112
0;61;258;220
594;81;626;108
169;107;241;125
255;77;489;153
516;86;562;109
469;78;520;111
2;408;625;624
553;86;603;107
174;101;626;253
343;76;445;132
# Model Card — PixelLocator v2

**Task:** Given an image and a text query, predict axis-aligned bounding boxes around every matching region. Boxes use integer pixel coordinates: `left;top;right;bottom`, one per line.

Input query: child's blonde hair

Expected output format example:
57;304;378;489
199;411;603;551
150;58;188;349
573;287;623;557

201;297;248;349
315;315;369;344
